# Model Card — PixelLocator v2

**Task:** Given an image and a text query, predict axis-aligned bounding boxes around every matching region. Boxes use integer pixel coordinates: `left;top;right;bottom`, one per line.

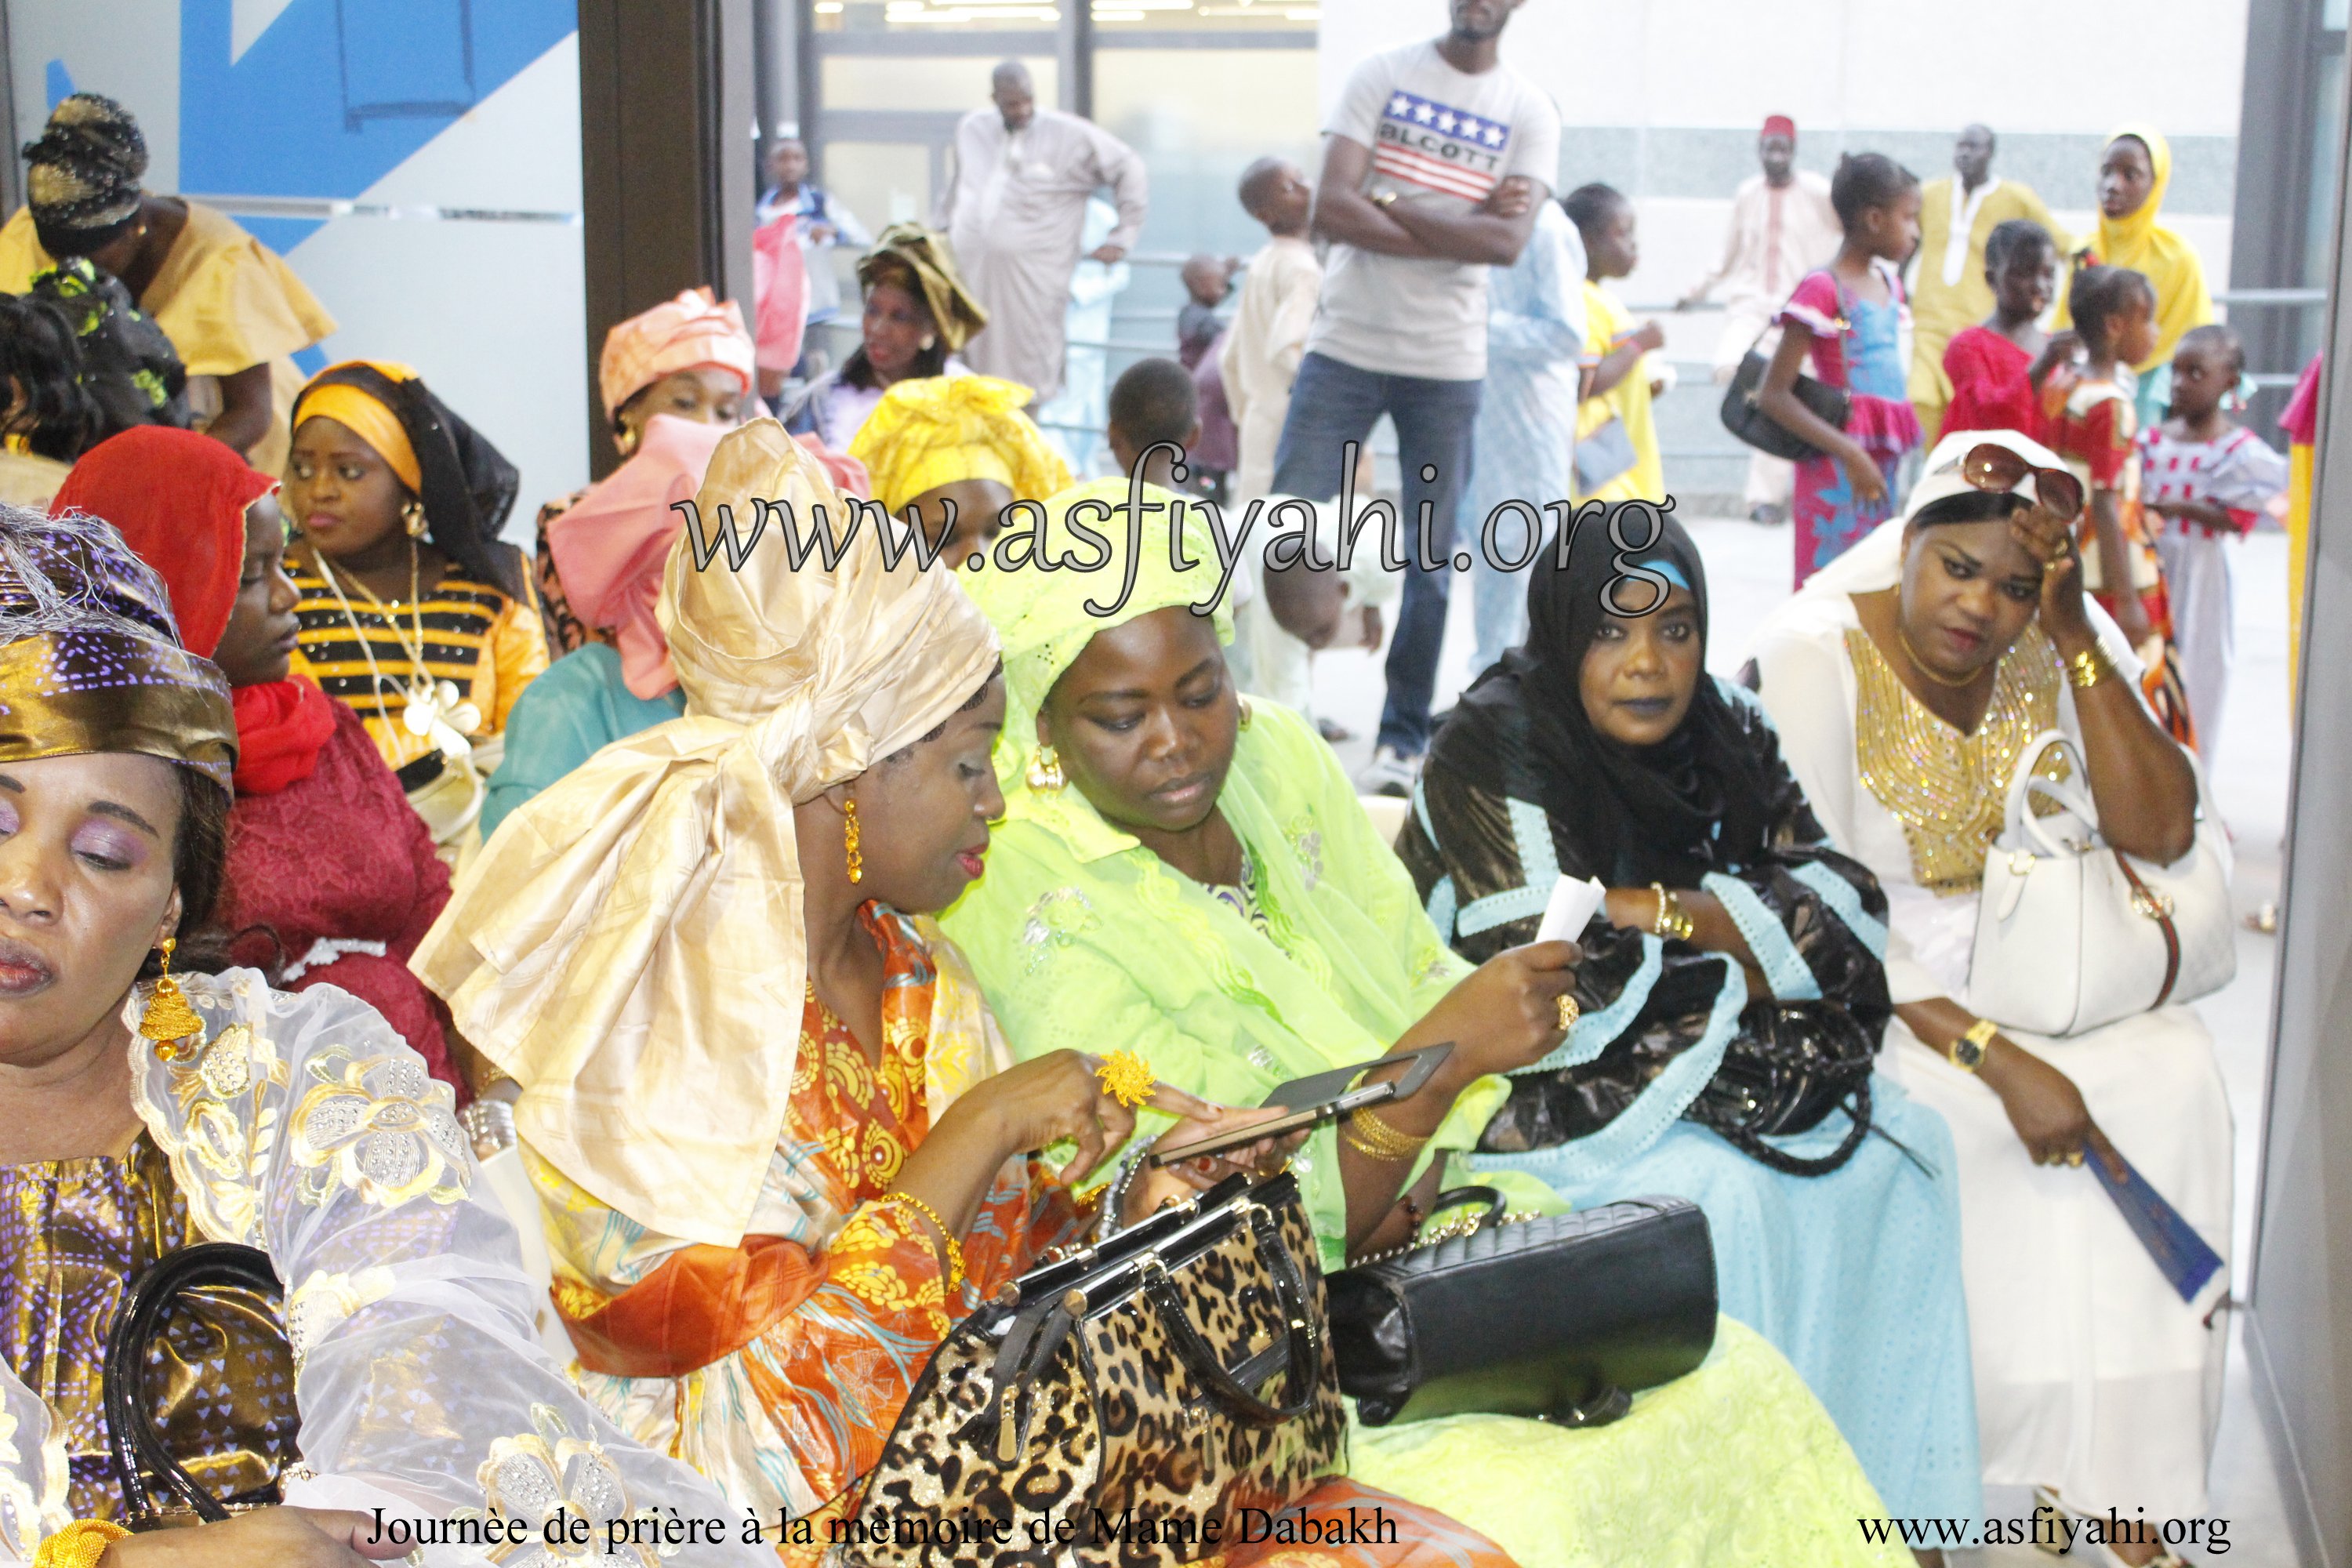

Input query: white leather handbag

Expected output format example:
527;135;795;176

1965;729;2234;1037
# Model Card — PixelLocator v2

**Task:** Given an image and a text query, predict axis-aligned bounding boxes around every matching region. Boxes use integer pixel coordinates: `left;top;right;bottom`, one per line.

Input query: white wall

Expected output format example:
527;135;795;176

284;36;588;532
1320;0;2245;314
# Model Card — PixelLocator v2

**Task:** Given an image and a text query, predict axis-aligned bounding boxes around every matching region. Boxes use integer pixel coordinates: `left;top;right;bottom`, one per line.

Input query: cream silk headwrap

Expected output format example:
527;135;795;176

411;419;1000;1245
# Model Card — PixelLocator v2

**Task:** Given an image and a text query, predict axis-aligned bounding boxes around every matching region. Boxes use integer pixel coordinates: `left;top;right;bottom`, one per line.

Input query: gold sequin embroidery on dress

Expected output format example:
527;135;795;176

1847;627;2068;897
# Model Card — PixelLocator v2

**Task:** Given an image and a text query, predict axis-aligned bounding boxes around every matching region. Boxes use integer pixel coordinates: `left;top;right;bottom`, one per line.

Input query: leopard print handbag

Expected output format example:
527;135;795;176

840;1171;1345;1567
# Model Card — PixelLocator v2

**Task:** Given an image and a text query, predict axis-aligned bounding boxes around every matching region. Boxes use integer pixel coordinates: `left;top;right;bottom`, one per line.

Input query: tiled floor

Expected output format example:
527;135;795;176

1308;517;2307;1567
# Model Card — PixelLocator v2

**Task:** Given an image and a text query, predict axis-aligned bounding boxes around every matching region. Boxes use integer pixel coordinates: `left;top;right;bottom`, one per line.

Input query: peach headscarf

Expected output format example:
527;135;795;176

412;419;999;1245
597;288;757;420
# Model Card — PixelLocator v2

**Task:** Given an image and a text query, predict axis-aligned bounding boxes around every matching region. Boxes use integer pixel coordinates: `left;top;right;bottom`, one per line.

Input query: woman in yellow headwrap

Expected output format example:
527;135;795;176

2056;124;2215;426
849;372;1070;564
784;222;990;451
281;361;546;852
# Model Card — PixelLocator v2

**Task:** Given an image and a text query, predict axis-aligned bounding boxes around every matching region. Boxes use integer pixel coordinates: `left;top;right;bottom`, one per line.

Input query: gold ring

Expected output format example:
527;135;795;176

1094;1050;1155;1110
2067;1149;2085;1168
1556;993;1580;1032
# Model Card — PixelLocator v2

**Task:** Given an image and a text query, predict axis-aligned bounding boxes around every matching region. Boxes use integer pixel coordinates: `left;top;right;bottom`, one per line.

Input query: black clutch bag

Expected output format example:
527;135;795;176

103;1242;291;1530
1721;347;1850;462
1328;1189;1716;1428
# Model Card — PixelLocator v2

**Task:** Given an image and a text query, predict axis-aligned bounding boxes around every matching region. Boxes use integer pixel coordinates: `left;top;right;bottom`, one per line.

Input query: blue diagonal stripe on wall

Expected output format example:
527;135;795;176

178;0;575;223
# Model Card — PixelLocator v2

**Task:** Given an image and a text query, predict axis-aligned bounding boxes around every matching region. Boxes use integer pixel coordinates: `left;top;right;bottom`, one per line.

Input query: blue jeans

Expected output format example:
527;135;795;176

1271;352;1482;757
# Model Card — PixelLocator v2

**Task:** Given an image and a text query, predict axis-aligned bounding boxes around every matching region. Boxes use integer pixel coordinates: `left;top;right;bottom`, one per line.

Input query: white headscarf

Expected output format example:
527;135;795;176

412;420;1000;1245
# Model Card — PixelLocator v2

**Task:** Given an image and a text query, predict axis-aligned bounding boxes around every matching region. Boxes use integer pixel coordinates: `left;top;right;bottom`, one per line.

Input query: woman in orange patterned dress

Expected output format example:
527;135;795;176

414;420;1521;1567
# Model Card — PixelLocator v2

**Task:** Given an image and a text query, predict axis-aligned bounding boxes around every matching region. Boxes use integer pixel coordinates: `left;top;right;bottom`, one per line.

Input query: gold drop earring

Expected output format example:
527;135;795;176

401;499;427;539
1025;744;1065;792
138;937;204;1057
844;797;863;884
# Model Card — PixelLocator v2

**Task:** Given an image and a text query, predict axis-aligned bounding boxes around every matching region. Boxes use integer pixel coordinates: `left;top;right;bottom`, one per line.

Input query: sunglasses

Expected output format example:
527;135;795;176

1955;442;2084;521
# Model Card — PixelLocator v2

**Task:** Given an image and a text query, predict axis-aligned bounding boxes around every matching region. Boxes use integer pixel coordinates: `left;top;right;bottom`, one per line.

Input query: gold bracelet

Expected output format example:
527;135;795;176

1341;1103;1428;1163
2065;648;2107;690
1649;882;1697;942
884;1191;965;1289
34;1520;129;1568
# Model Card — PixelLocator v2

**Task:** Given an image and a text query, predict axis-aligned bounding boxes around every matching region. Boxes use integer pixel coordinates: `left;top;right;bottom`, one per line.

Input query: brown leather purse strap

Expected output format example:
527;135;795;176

2114;851;2182;1007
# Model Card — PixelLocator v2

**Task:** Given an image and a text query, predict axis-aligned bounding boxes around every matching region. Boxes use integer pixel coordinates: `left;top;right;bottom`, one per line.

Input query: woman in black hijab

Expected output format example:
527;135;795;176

1396;501;1984;1523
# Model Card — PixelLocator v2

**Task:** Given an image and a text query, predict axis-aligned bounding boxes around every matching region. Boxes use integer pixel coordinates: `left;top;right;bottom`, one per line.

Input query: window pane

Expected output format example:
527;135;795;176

819;53;1057;110
1091;0;1319;28
818;0;1062;29
824;140;935;229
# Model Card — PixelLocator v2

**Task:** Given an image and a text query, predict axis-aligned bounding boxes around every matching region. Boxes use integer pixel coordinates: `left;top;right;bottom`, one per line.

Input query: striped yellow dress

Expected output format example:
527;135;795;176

289;563;549;772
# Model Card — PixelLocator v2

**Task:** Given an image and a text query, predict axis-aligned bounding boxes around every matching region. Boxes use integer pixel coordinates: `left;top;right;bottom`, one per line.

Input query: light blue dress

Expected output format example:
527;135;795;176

1464;201;1588;673
481;644;687;840
1396;679;1983;1522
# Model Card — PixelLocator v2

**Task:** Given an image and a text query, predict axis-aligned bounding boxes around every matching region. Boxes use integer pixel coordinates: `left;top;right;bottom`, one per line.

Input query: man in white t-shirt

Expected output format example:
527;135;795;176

1269;0;1560;793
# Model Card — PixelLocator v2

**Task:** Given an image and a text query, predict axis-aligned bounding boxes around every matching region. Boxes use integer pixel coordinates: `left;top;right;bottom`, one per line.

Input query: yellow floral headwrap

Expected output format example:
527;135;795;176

964;477;1232;804
412;419;1000;1245
850;375;1072;515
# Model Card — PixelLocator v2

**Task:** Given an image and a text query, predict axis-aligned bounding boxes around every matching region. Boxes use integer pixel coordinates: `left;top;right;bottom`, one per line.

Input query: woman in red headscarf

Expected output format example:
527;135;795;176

51;426;463;1091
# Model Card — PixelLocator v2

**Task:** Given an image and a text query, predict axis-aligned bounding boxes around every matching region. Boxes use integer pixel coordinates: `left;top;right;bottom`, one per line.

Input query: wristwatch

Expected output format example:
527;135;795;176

1948;1017;1998;1073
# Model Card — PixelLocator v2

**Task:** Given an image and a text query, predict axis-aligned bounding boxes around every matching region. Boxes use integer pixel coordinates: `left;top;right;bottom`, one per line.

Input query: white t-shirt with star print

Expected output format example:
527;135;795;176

1309;41;1562;382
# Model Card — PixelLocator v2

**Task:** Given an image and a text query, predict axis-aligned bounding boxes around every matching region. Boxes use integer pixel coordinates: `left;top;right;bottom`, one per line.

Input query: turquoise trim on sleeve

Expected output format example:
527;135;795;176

1514;931;1663;1076
1791;860;1889;960
1425;873;1458;942
1702;871;1820;1002
1453;796;1565;938
1715;673;1767;717
1472;953;1748;1185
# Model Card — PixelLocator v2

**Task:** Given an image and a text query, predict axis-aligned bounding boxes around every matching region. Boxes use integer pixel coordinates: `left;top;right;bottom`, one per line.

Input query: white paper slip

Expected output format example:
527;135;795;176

1536;874;1608;944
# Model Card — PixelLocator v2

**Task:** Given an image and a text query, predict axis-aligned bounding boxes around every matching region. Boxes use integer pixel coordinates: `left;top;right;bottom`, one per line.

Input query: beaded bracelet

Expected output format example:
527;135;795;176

886;1190;966;1289
34;1520;129;1568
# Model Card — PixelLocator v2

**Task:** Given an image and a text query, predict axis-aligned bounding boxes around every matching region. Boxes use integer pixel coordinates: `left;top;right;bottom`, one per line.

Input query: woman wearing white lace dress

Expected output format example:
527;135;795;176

1750;430;2231;1553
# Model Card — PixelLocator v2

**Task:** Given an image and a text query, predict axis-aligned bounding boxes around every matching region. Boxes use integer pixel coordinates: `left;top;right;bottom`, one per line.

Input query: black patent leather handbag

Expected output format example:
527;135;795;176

1719;301;1853;462
1686;1004;1878;1177
103;1242;291;1530
1328;1190;1716;1429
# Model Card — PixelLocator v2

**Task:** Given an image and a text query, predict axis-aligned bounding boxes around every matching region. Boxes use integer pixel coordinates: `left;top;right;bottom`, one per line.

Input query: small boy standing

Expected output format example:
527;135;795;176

1220;159;1320;503
2139;323;2287;757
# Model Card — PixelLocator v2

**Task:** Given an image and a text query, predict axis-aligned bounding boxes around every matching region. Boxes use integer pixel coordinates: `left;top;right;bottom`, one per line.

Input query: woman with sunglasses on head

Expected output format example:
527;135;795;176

1751;430;2228;1560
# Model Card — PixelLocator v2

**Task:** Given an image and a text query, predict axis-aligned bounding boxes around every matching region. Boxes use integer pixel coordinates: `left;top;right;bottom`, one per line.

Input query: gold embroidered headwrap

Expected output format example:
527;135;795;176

856;223;988;353
411;420;1000;1245
0;506;235;793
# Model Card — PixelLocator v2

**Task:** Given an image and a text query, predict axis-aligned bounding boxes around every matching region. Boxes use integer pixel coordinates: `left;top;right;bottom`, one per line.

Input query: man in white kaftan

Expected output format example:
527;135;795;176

935;62;1148;402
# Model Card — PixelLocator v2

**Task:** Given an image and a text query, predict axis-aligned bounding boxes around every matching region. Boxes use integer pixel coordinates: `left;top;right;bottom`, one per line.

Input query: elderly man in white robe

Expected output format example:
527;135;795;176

935;61;1148;402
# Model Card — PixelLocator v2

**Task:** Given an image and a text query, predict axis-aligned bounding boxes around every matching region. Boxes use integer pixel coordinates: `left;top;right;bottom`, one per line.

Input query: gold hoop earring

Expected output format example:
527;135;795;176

1025;744;1065;792
844;797;863;884
401;499;427;539
138;937;204;1057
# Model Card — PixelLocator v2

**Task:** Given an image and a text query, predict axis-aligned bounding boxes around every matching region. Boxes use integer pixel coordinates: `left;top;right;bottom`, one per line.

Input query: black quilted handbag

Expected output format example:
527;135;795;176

1328;1189;1715;1429
102;1242;292;1530
847;1170;1344;1566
